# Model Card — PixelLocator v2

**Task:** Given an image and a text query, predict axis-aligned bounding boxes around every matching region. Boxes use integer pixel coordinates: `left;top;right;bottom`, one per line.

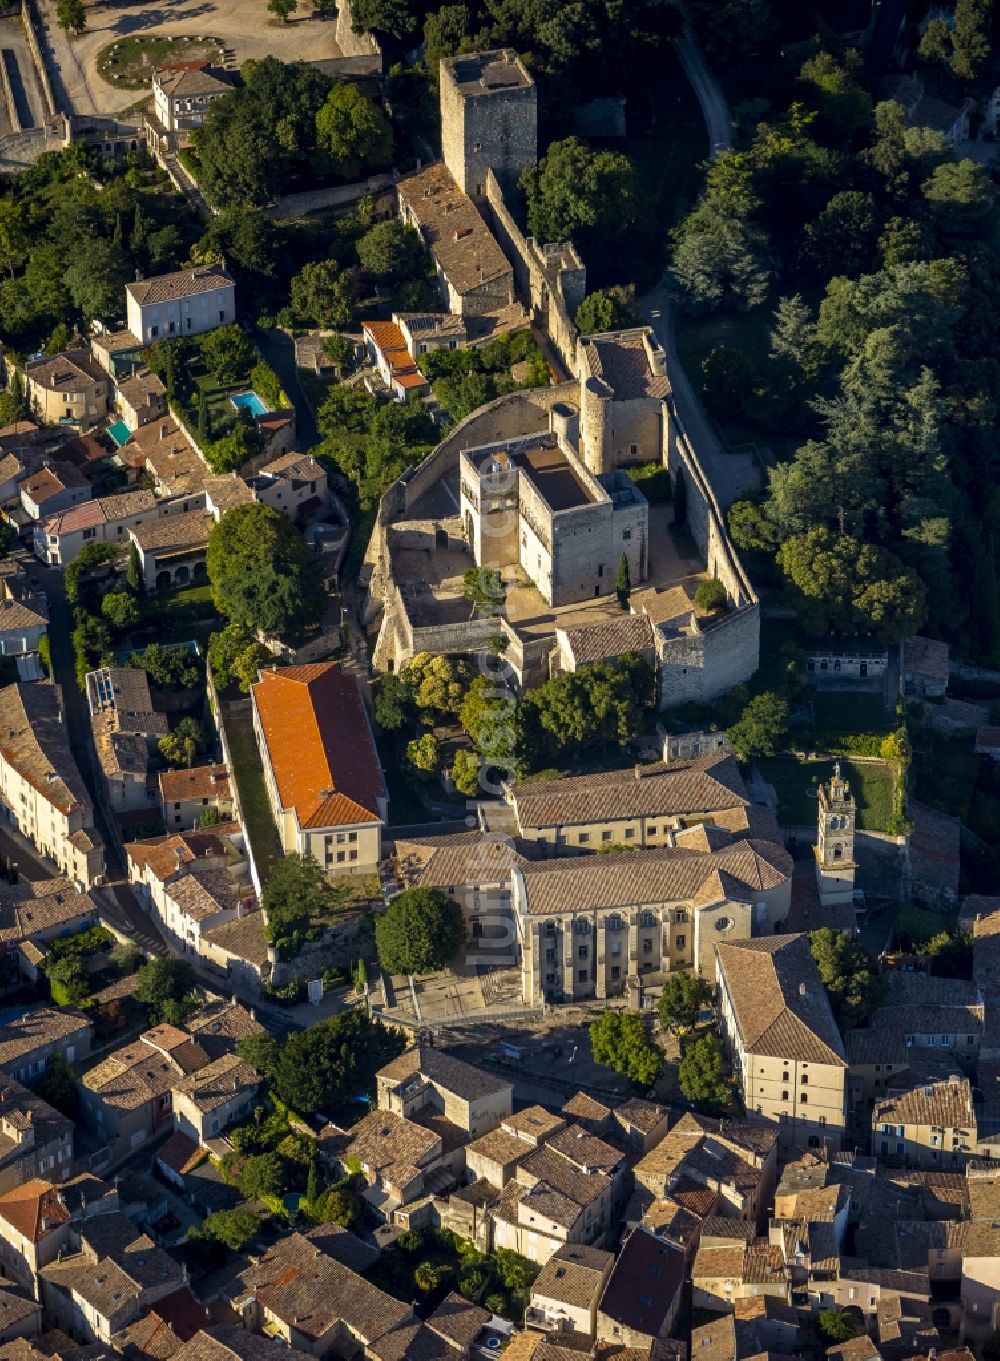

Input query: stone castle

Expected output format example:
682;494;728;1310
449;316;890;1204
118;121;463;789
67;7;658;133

364;48;760;704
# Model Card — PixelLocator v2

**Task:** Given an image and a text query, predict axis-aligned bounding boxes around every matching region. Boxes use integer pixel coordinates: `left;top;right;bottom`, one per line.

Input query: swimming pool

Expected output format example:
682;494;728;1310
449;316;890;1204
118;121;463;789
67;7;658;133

230;390;269;419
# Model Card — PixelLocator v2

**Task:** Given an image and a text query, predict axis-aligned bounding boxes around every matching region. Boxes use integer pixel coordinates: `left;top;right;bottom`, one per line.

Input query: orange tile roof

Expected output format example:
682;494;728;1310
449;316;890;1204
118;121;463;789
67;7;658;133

252;663;385;830
0;1179;70;1242
363;321;428;392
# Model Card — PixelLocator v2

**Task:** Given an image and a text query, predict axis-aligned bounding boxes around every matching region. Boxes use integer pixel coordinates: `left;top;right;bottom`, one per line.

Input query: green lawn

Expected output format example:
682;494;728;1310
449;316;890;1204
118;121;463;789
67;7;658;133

758;755;895;831
97;35;224;89
221;705;283;886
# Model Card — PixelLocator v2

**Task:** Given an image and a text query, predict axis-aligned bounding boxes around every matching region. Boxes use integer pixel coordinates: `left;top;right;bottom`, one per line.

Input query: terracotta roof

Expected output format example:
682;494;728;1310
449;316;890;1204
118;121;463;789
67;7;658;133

394;830;528;891
532;1243;613;1309
397;162;511;297
517;837;791;916
874;1077;975;1130
127;266;233;307
425;1292;488;1351
201;909;269;968
580;329;670;402
173;1053;258;1113
131;509;210;552
0;597;46;632
117;370;166;411
113;1287;210;1361
363;321;428;391
173;1329;313;1361
597;1228;684;1335
904;636;949;683
0;684;94;818
153;1131;203;1176
559;614;655;666
42;500;105;535
159;763;231;805
0;1007;90;1067
0;1178;70;1242
229;1232;412;1346
25;350;105;392
252;663;385;830
716;933;847;1065
21;464;88;508
125;822;241;885
512;751;749;829
155;62;231;97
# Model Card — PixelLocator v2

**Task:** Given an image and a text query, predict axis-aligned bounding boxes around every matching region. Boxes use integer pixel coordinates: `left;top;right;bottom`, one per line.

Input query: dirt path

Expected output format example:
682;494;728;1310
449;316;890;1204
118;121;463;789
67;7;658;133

37;0;341;116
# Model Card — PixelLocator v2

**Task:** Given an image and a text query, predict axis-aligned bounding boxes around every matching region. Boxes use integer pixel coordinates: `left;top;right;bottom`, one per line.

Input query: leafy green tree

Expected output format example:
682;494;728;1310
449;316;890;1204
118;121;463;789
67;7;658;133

238;1152;286;1200
319;1185;361;1227
207;503;325;640
522;653;655;758
208;624;268;694
694;579;727;613
770;293;821;382
700;344;756;419
272;1011;405;1114
134;957;196;1022
199;325;255;385
46;957;89;1008
200;1206;261;1251
658;971;713;1031
919;17;953;66
72;615;114;688
800;191;878;278
101;591;139;631
375;887;465;976
56;0;86;35
263;853;348;948
65;543;119;606
315;84;393;177
671;154;770;310
350;0;417;39
462;566;505;614
356;221;426;283
405;732;440;777
127;643;201;690
777;530;927;640
374;673;412;731
796;50;873;147
520;138;636;246
450;748;482;797
818;1308;862;1344
575;286;637;334
401;652;471;718
63;238;128;320
678;1032;731;1110
415;1261;449;1292
922;160;995;242
158;718;205;769
237;1033;281;1081
268;0;297;19
589;1012;662;1087
809;928;883;1027
289;260;354;328
728;691;789;761
950;0;992;80
37;1054;79;1119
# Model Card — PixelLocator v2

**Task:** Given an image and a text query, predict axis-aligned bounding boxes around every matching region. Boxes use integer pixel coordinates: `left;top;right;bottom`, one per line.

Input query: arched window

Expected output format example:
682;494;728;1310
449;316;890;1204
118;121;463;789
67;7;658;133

607;914;624;932
640;911;655;929
575;918;591;935
544;920;557;935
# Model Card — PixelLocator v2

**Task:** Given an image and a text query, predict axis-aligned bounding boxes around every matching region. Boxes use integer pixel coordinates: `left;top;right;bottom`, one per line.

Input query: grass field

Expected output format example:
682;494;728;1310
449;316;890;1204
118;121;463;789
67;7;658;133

222;704;283;885
758;755;895;831
97;35;224;89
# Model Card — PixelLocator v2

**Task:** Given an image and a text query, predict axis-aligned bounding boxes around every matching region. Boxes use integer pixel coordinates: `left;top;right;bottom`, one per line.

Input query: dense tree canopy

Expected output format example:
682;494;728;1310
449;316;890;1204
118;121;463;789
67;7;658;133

809;928;883;1028
207;504;325;640
657;971;713;1031
590;1012;663;1087
521;139;636;249
678;1032;731;1110
375;887;466;975
272;1011;405;1114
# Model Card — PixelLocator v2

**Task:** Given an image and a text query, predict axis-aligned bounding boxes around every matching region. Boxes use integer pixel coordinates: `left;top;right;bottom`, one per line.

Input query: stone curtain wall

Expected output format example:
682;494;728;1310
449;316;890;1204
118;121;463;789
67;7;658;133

484;170;580;376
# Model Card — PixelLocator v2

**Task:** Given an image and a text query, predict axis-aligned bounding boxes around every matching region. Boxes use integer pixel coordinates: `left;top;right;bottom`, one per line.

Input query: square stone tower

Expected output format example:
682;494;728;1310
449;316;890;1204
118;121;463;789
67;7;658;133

440;49;537;207
815;762;857;908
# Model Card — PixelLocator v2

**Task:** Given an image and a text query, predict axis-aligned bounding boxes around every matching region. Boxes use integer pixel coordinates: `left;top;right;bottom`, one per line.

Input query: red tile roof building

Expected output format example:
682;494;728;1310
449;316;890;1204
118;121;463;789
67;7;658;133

251;663;387;876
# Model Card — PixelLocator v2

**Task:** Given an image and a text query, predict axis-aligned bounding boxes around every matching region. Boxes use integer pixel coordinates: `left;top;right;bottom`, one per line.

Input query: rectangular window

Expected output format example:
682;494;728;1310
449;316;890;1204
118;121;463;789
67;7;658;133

611;966;620;981
579;832;590;843
578;946;588;959
625;827;635;838
578;969;588;983
676;934;686;948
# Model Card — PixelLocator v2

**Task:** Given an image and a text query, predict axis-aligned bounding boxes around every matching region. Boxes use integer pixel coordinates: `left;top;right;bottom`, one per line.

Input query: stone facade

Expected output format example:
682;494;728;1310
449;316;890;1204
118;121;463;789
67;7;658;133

459;432;647;608
815;765;857;908
440;49;537;206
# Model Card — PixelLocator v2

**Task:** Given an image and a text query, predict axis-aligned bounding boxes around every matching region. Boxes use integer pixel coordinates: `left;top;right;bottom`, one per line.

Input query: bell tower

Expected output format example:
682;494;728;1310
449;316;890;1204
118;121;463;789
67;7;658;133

815;762;857;908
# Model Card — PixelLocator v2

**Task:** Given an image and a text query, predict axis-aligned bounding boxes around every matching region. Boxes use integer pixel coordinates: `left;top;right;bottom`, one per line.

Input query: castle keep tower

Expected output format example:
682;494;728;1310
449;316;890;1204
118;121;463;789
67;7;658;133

815;763;857;908
440;49;537;207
